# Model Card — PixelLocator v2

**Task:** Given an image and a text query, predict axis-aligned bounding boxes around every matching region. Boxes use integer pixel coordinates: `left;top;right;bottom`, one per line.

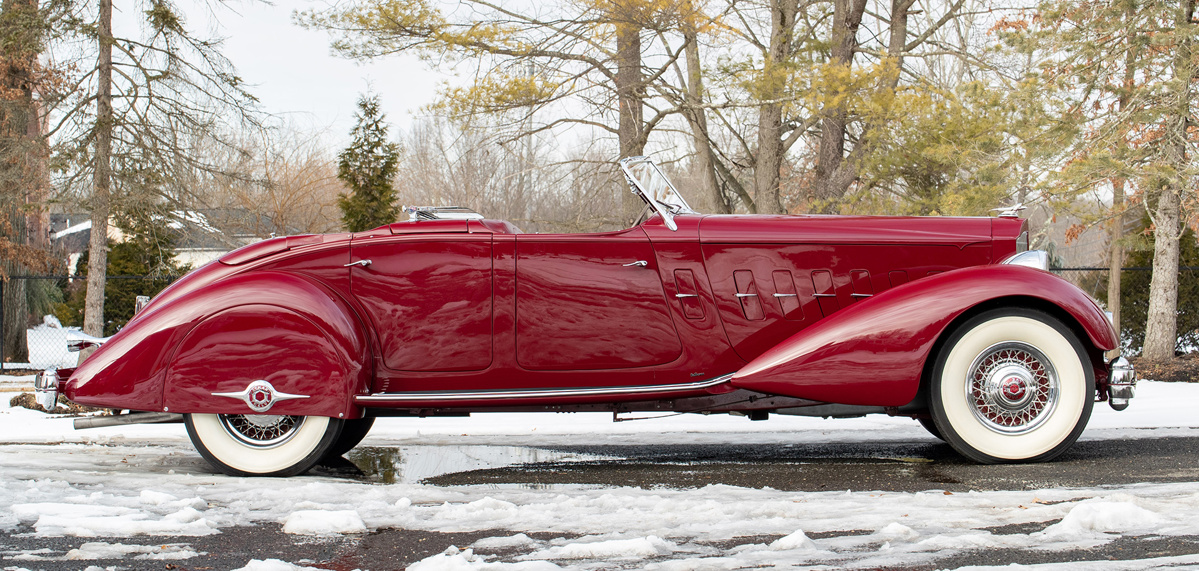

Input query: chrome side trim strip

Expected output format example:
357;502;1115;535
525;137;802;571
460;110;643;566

356;373;735;403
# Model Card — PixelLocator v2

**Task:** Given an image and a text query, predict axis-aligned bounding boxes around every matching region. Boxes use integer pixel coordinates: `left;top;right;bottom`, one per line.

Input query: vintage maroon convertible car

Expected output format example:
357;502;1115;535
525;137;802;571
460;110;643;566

36;157;1136;476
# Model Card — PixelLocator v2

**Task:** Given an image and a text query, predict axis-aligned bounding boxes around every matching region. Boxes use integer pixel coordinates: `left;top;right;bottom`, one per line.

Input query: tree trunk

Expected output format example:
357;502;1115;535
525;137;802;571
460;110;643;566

753;0;797;215
1106;3;1136;342
812;0;868;213
1143;187;1181;360
1107;178;1124;337
0;0;42;363
682;28;725;213
84;0;113;338
615;15;645;223
1141;0;1194;362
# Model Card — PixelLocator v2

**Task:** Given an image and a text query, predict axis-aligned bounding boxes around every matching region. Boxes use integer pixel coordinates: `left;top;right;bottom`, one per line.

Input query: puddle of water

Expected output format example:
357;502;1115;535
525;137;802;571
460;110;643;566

345;445;614;484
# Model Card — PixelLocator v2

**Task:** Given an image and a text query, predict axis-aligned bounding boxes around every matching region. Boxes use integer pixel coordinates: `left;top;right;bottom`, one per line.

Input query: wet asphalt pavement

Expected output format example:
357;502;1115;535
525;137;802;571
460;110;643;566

4;433;1199;570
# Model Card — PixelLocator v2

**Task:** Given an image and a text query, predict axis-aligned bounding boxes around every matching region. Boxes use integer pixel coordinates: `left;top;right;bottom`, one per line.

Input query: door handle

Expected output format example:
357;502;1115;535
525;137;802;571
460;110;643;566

344;259;372;268
773;293;798;298
675;293;698;298
623;260;648;267
734;293;758;298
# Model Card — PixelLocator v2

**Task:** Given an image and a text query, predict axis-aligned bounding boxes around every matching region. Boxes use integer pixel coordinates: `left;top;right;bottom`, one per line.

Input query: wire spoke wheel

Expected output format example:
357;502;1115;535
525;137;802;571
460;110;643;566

966;343;1058;434
219;415;305;448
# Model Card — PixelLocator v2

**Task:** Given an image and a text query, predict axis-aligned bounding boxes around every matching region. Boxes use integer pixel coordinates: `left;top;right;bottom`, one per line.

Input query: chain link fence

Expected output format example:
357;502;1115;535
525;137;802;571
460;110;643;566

1;275;178;370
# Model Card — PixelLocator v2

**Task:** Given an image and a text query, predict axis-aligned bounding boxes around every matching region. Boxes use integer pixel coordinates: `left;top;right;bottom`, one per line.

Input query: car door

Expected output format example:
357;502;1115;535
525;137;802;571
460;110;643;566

349;231;494;372
514;226;682;370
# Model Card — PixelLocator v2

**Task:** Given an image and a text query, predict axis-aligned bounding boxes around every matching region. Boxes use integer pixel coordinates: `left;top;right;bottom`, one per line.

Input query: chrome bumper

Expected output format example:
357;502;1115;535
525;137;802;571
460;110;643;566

1107;357;1136;411
33;367;60;410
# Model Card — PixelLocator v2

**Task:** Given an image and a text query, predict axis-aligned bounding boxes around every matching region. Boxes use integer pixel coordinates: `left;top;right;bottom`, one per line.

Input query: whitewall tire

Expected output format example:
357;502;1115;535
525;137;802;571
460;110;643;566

185;413;344;477
930;308;1094;463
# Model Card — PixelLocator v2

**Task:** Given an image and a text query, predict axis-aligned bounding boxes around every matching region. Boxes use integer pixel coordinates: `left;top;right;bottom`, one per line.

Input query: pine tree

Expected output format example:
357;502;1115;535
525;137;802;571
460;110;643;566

337;95;400;232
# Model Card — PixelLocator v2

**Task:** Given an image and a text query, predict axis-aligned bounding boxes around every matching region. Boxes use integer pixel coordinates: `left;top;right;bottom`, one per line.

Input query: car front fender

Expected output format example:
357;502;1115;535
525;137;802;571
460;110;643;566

730;265;1117;407
66;271;370;418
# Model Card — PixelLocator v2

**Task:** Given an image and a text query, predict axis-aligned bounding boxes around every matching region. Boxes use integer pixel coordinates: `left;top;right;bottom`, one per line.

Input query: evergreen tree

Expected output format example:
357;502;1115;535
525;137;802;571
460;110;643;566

56;211;189;336
1119;217;1199;355
337;95;400;232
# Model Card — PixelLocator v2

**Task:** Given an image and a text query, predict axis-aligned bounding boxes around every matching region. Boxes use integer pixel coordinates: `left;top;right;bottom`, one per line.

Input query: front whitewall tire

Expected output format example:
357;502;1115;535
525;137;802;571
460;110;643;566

931;309;1094;463
186;413;342;476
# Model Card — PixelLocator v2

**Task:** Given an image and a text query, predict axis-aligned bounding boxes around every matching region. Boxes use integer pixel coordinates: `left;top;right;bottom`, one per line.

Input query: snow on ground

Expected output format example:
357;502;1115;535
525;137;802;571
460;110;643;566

1;381;1198;570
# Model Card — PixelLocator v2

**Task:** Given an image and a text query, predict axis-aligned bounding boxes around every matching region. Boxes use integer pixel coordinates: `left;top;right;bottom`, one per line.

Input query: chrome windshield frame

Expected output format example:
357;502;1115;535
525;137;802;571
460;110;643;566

618;156;697;232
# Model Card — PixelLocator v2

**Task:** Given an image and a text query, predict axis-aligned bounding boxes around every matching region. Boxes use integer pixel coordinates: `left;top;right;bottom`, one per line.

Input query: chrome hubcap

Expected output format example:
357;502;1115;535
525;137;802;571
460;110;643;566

966;342;1058;434
219;414;304;448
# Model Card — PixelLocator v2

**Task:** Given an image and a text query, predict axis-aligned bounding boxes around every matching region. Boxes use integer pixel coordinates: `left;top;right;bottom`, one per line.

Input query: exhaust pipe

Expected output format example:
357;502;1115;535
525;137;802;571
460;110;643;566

74;412;183;430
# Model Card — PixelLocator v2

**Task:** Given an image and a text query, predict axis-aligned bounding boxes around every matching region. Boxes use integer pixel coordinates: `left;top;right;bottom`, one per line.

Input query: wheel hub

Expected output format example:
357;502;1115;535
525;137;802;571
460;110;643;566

966;342;1058;434
219;414;304;448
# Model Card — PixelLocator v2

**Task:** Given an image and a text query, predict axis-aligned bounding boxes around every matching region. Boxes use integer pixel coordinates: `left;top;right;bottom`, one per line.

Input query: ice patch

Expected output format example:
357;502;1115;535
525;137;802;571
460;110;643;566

281;510;366;535
473;533;539;550
140;490;177;505
524;535;676;560
410;547;562;570
66;541;199;560
232;559;326;571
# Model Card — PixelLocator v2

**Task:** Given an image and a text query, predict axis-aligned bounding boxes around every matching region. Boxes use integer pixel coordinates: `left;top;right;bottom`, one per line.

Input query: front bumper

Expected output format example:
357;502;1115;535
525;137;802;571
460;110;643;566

1107;357;1136;411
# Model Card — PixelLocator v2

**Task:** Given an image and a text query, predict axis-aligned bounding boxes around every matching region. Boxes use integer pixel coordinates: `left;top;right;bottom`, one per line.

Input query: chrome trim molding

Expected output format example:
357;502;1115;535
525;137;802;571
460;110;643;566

66;330;110;353
992;203;1026;218
213;380;310;413
356;373;735;404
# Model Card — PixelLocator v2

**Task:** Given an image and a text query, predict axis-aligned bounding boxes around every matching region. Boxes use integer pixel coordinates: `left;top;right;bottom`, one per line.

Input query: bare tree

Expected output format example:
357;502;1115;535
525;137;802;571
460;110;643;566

46;0;261;337
199;126;347;238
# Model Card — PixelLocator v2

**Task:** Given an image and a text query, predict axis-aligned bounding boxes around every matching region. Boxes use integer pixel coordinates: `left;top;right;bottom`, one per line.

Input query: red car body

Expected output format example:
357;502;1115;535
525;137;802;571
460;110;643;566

39;159;1135;475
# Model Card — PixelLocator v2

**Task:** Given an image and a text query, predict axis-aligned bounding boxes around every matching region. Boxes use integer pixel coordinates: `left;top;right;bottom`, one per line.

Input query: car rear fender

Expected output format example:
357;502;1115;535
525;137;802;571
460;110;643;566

65;271;370;418
161;271;370;418
730;265;1117;407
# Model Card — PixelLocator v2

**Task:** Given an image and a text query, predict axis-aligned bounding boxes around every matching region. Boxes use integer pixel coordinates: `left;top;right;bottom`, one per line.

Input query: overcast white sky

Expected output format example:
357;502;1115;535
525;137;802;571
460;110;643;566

194;1;445;142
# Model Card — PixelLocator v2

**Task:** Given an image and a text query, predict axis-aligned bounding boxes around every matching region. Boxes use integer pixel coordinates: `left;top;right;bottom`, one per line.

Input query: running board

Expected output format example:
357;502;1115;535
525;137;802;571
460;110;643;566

355;374;735;405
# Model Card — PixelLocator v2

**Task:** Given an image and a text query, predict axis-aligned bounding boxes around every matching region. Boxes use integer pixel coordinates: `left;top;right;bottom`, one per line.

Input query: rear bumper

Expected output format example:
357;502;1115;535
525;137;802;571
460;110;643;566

33;367;72;410
1107;357;1136;411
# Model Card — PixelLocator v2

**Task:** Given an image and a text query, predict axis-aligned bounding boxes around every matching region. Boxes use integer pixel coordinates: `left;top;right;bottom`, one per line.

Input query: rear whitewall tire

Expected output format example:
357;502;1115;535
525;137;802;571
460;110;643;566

185;413;343;477
930;308;1094;463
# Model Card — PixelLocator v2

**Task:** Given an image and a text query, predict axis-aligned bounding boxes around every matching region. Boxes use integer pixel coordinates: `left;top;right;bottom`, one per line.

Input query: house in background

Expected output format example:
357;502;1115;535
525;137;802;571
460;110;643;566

47;210;271;274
